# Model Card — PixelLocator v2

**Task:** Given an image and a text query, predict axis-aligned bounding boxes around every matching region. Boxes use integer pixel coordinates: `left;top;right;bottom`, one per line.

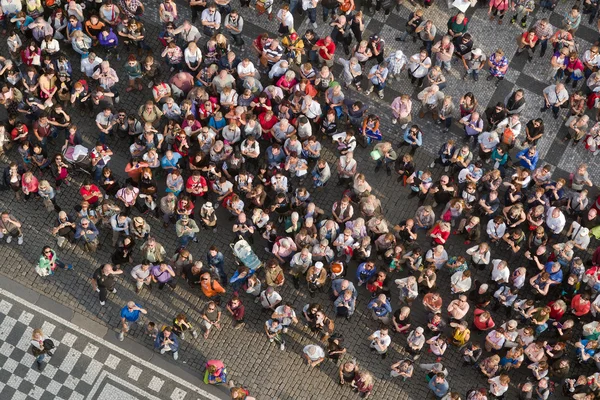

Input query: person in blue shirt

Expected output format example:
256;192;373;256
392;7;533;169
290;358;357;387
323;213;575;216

74;218;100;252
357;261;377;286
544;261;564;285
207;246;227;285
266;143;286;168
428;373;450;398
399;125;423;155
575;338;598;363
515;146;539;170
119;301;147;341
160;150;182;171
368;294;393;324
155;326;180;360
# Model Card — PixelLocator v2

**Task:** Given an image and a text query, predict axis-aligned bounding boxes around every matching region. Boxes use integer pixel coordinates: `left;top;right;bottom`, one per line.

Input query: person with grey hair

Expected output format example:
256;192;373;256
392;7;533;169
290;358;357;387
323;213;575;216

478;130;500;162
302;344;325;367
118;301;147;341
74;217;99;252
339;57;363;90
364;61;389;99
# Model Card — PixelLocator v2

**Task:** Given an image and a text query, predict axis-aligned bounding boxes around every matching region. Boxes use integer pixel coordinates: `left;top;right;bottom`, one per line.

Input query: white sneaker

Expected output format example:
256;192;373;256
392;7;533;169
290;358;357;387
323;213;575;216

111;288;117;294
312;22;318;29
96;288;100;293
429;162;435;168
283;327;289;333
0;232;4;239
160;348;166;355
192;330;198;339
280;343;285;351
147;81;153;88
17;236;23;245
104;194;109;199
173;352;179;360
391;118;397;124
100;301;106;306
180;332;186;340
6;236;11;244
364;89;372;95
118;332;124;341
401;124;408;130
269;338;274;343
444;166;450;172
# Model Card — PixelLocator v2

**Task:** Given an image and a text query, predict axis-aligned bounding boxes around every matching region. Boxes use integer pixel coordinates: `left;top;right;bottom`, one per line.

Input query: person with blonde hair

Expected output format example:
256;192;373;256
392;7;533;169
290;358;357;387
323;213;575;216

31;328;54;370
352;371;374;398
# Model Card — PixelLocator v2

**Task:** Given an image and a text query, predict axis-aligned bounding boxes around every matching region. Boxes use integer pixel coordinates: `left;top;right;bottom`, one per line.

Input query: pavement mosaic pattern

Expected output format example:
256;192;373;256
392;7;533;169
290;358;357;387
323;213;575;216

0;0;600;399
0;290;219;400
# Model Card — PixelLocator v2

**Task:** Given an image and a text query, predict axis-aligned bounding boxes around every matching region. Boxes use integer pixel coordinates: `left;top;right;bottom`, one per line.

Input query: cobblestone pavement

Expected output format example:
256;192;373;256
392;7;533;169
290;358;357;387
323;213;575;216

0;289;221;400
1;0;600;399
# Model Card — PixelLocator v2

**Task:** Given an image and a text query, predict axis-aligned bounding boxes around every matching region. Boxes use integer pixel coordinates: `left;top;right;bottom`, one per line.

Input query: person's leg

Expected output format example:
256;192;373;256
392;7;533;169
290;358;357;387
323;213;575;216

99;286;108;305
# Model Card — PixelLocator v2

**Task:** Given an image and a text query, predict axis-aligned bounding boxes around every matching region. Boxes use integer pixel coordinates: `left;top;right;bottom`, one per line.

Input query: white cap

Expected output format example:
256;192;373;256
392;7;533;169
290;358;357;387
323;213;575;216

472;48;482;57
314;262;324;270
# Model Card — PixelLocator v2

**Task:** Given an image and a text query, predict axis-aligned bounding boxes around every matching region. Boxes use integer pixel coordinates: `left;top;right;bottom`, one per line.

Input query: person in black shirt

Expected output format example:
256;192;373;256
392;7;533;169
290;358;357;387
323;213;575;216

453;33;473;61
504;89;526;115
429;175;456;207
523;118;544;146
183;261;203;287
525;244;548;271
91;263;124;305
396;10;423;42
394;219;417;244
391;306;411;333
485;102;507;130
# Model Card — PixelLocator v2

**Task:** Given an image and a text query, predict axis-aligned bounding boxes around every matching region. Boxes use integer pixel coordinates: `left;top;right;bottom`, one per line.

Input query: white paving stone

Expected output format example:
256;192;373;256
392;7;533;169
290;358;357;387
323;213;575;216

127;365;143;381
147;376;165;392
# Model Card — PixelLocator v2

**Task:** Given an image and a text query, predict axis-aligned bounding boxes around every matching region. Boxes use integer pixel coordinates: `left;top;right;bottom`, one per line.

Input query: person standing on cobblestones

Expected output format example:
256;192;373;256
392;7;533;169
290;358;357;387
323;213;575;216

130;260;152;293
0;211;23;245
36;246;73;277
119;301;147;341
92;263;123;306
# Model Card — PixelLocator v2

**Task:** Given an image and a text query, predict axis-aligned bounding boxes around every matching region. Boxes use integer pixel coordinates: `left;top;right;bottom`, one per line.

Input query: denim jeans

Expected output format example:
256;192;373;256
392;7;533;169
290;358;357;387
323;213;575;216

179;233;196;247
306;7;317;23
436;59;451;71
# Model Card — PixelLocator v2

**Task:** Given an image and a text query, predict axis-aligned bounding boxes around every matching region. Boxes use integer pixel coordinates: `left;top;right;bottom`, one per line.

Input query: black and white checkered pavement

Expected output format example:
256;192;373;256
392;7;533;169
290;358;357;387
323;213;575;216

0;289;221;400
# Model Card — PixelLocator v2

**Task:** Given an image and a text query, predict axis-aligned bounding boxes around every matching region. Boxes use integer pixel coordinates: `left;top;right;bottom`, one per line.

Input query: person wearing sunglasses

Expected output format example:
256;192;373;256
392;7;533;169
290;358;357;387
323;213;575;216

36;245;73;277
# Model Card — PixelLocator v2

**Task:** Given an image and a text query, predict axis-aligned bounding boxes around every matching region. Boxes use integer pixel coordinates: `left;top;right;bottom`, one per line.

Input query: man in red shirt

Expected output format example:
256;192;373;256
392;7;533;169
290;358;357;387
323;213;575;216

80;180;103;205
186;171;208;203
10;122;29;144
313;36;335;67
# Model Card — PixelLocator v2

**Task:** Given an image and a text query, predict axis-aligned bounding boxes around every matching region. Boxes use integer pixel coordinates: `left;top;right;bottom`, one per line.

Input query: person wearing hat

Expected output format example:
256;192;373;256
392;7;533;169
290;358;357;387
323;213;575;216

462;48;486;81
175;214;200;247
130;216;151;241
200;202;218;232
306;261;327;295
406;327;425;356
281;31;304;65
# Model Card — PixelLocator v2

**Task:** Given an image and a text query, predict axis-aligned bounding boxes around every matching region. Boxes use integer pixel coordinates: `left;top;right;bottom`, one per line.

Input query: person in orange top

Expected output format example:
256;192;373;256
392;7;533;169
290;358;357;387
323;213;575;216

571;293;591;317
200;271;226;302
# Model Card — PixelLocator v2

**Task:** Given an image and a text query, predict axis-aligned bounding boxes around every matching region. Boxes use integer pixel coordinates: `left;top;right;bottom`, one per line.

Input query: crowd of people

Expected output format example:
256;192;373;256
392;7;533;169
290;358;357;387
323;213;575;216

2;0;600;398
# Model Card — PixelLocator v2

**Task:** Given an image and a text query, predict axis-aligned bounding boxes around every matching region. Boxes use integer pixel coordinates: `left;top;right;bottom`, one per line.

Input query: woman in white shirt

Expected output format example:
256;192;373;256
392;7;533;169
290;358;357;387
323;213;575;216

466;242;491;270
407;49;432;87
184;42;203;73
488;374;510;398
31;328;53;370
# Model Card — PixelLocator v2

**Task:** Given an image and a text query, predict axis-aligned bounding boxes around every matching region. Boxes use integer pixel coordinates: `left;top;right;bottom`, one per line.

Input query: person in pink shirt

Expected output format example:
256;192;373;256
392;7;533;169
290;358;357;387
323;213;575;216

22;171;39;201
488;0;509;24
